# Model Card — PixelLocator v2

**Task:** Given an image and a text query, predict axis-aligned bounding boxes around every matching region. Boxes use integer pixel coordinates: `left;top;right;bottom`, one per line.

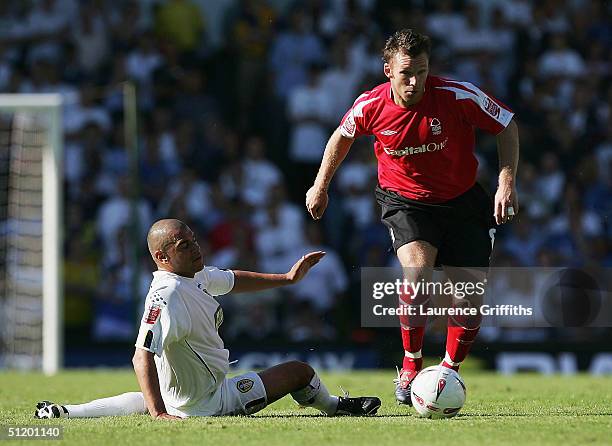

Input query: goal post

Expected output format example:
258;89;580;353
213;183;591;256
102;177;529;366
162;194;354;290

0;94;63;375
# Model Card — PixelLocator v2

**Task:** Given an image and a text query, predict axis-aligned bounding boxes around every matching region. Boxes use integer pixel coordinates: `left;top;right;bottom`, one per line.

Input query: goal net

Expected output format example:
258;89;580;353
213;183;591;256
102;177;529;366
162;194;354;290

0;94;63;374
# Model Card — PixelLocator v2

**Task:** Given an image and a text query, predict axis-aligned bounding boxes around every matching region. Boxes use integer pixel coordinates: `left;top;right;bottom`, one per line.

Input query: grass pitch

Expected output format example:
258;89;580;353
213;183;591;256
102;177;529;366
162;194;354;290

1;369;610;446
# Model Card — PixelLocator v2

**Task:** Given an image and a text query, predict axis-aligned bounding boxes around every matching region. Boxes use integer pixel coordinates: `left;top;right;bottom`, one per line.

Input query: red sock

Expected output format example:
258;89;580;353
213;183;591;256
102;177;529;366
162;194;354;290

398;288;428;372
400;327;424;371
443;315;481;371
443;295;483;371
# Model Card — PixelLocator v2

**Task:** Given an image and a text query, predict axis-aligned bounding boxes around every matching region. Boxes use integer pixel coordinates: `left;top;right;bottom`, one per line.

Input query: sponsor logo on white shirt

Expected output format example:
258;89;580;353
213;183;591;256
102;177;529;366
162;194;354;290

145;305;161;324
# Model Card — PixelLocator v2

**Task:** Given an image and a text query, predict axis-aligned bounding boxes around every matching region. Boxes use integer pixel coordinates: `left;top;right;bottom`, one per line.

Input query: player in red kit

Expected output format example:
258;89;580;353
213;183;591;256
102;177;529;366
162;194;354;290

305;29;519;405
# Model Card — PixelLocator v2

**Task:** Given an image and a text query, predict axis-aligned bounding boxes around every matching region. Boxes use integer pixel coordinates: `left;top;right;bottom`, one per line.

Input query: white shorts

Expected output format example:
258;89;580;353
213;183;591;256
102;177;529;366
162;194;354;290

172;371;268;417
219;372;268;416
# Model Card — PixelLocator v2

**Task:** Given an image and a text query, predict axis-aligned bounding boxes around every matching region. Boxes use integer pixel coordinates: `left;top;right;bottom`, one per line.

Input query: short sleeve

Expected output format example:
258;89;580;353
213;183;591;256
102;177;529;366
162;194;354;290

135;284;189;356
438;81;514;134
196;267;235;297
339;93;379;139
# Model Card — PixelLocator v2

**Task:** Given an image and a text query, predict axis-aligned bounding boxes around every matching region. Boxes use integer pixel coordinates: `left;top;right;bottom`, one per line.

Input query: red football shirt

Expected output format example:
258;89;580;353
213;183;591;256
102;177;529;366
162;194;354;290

339;76;514;203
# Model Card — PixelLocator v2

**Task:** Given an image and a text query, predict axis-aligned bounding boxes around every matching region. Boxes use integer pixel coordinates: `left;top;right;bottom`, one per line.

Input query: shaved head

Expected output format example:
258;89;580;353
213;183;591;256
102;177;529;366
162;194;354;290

147;219;203;277
147;219;188;256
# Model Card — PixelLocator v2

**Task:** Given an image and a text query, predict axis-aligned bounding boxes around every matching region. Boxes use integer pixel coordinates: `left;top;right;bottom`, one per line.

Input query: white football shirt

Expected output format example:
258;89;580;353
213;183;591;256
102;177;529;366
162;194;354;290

135;266;235;414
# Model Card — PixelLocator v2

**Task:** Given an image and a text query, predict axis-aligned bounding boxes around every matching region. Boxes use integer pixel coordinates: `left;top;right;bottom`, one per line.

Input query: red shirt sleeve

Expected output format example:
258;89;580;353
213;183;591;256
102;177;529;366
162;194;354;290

439;80;514;134
339;93;380;138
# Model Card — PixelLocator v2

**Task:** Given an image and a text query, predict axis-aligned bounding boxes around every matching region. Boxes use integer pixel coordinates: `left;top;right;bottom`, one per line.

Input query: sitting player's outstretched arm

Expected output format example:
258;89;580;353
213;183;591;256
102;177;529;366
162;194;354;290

132;348;181;420
231;251;326;293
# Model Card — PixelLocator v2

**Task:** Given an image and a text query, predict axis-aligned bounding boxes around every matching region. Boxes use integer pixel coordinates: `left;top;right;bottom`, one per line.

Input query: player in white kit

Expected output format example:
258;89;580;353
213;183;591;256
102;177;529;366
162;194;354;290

35;219;380;419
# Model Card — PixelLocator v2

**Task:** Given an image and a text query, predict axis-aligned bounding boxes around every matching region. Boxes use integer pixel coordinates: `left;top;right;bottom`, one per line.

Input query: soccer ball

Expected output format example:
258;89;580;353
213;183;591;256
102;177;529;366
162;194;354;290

410;366;466;419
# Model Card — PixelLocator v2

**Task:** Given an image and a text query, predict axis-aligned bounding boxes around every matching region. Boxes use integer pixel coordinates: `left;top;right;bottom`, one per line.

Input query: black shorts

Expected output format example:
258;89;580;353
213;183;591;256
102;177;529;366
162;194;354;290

375;183;496;267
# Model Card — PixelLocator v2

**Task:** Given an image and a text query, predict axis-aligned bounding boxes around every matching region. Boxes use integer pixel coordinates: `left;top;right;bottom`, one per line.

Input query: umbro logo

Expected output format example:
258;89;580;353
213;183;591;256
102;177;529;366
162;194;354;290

380;130;398;136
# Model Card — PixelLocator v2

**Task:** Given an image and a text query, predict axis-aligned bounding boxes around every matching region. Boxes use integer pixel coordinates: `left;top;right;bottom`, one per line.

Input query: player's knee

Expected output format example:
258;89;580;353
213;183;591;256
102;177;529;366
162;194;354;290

287;360;314;384
397;241;437;268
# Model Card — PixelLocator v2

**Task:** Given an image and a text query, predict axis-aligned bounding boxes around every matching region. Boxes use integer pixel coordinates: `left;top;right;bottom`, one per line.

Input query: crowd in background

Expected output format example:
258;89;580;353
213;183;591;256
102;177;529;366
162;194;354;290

0;0;610;345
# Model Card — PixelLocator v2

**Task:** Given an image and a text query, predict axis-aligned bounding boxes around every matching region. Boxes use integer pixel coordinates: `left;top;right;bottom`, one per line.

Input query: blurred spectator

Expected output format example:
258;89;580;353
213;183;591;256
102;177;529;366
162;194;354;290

544;183;605;264
287;63;332;197
154;0;206;53
336;141;377;229
536;152;565;207
426;0;466;44
287;222;348;314
173;68;216;124
64;205;98;330
320;36;363;122
125;32;163;85
0;43;12;91
93;227;149;341
253;184;305;272
109;1;147;51
538;32;586;78
96;122;129;195
158;169;220;230
27;0;71;39
96;178;153;268
584;159;612;240
501;216;543;266
209;214;258;271
208;199;254;256
269;7;325;98
224;0;276;130
71;3;109;74
516;162;550;219
451;3;497;54
499;0;532;27
594;117;612;183
241;135;283;207
287;301;336;342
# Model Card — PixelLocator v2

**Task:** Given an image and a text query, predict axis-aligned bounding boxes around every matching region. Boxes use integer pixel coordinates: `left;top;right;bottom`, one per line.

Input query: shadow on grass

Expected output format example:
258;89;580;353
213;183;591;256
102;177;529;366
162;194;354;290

456;412;612;418
251;412;612;419
252;414;414;419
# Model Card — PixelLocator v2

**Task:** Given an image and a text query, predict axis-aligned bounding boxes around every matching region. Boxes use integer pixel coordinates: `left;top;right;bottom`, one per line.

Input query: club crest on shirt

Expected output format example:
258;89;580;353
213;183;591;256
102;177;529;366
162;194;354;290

236;378;254;393
214;306;224;330
341;113;356;137
483;97;500;118
145;305;161;324
430;118;442;135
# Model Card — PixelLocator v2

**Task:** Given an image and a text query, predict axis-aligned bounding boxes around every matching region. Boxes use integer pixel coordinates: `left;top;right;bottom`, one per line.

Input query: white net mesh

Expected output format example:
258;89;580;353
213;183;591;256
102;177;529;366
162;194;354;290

0;112;45;369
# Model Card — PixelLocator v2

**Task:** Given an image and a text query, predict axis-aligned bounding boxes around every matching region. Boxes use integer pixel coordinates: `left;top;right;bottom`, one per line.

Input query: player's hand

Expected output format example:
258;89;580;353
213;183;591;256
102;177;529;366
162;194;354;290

286;251;326;283
494;175;519;225
154;412;183;420
305;185;329;220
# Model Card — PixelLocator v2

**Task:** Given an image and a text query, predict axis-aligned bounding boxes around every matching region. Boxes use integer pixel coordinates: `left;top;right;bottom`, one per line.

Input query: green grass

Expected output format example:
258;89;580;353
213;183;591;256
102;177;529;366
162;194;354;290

1;369;611;446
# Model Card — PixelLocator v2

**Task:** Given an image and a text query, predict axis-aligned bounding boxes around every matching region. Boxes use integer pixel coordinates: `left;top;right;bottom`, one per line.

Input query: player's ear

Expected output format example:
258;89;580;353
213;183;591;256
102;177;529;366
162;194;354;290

155;250;169;264
383;62;392;79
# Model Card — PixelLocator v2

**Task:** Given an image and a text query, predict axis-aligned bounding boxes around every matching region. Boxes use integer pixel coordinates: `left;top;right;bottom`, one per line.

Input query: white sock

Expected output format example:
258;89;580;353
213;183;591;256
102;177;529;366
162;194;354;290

290;373;339;415
64;392;146;418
